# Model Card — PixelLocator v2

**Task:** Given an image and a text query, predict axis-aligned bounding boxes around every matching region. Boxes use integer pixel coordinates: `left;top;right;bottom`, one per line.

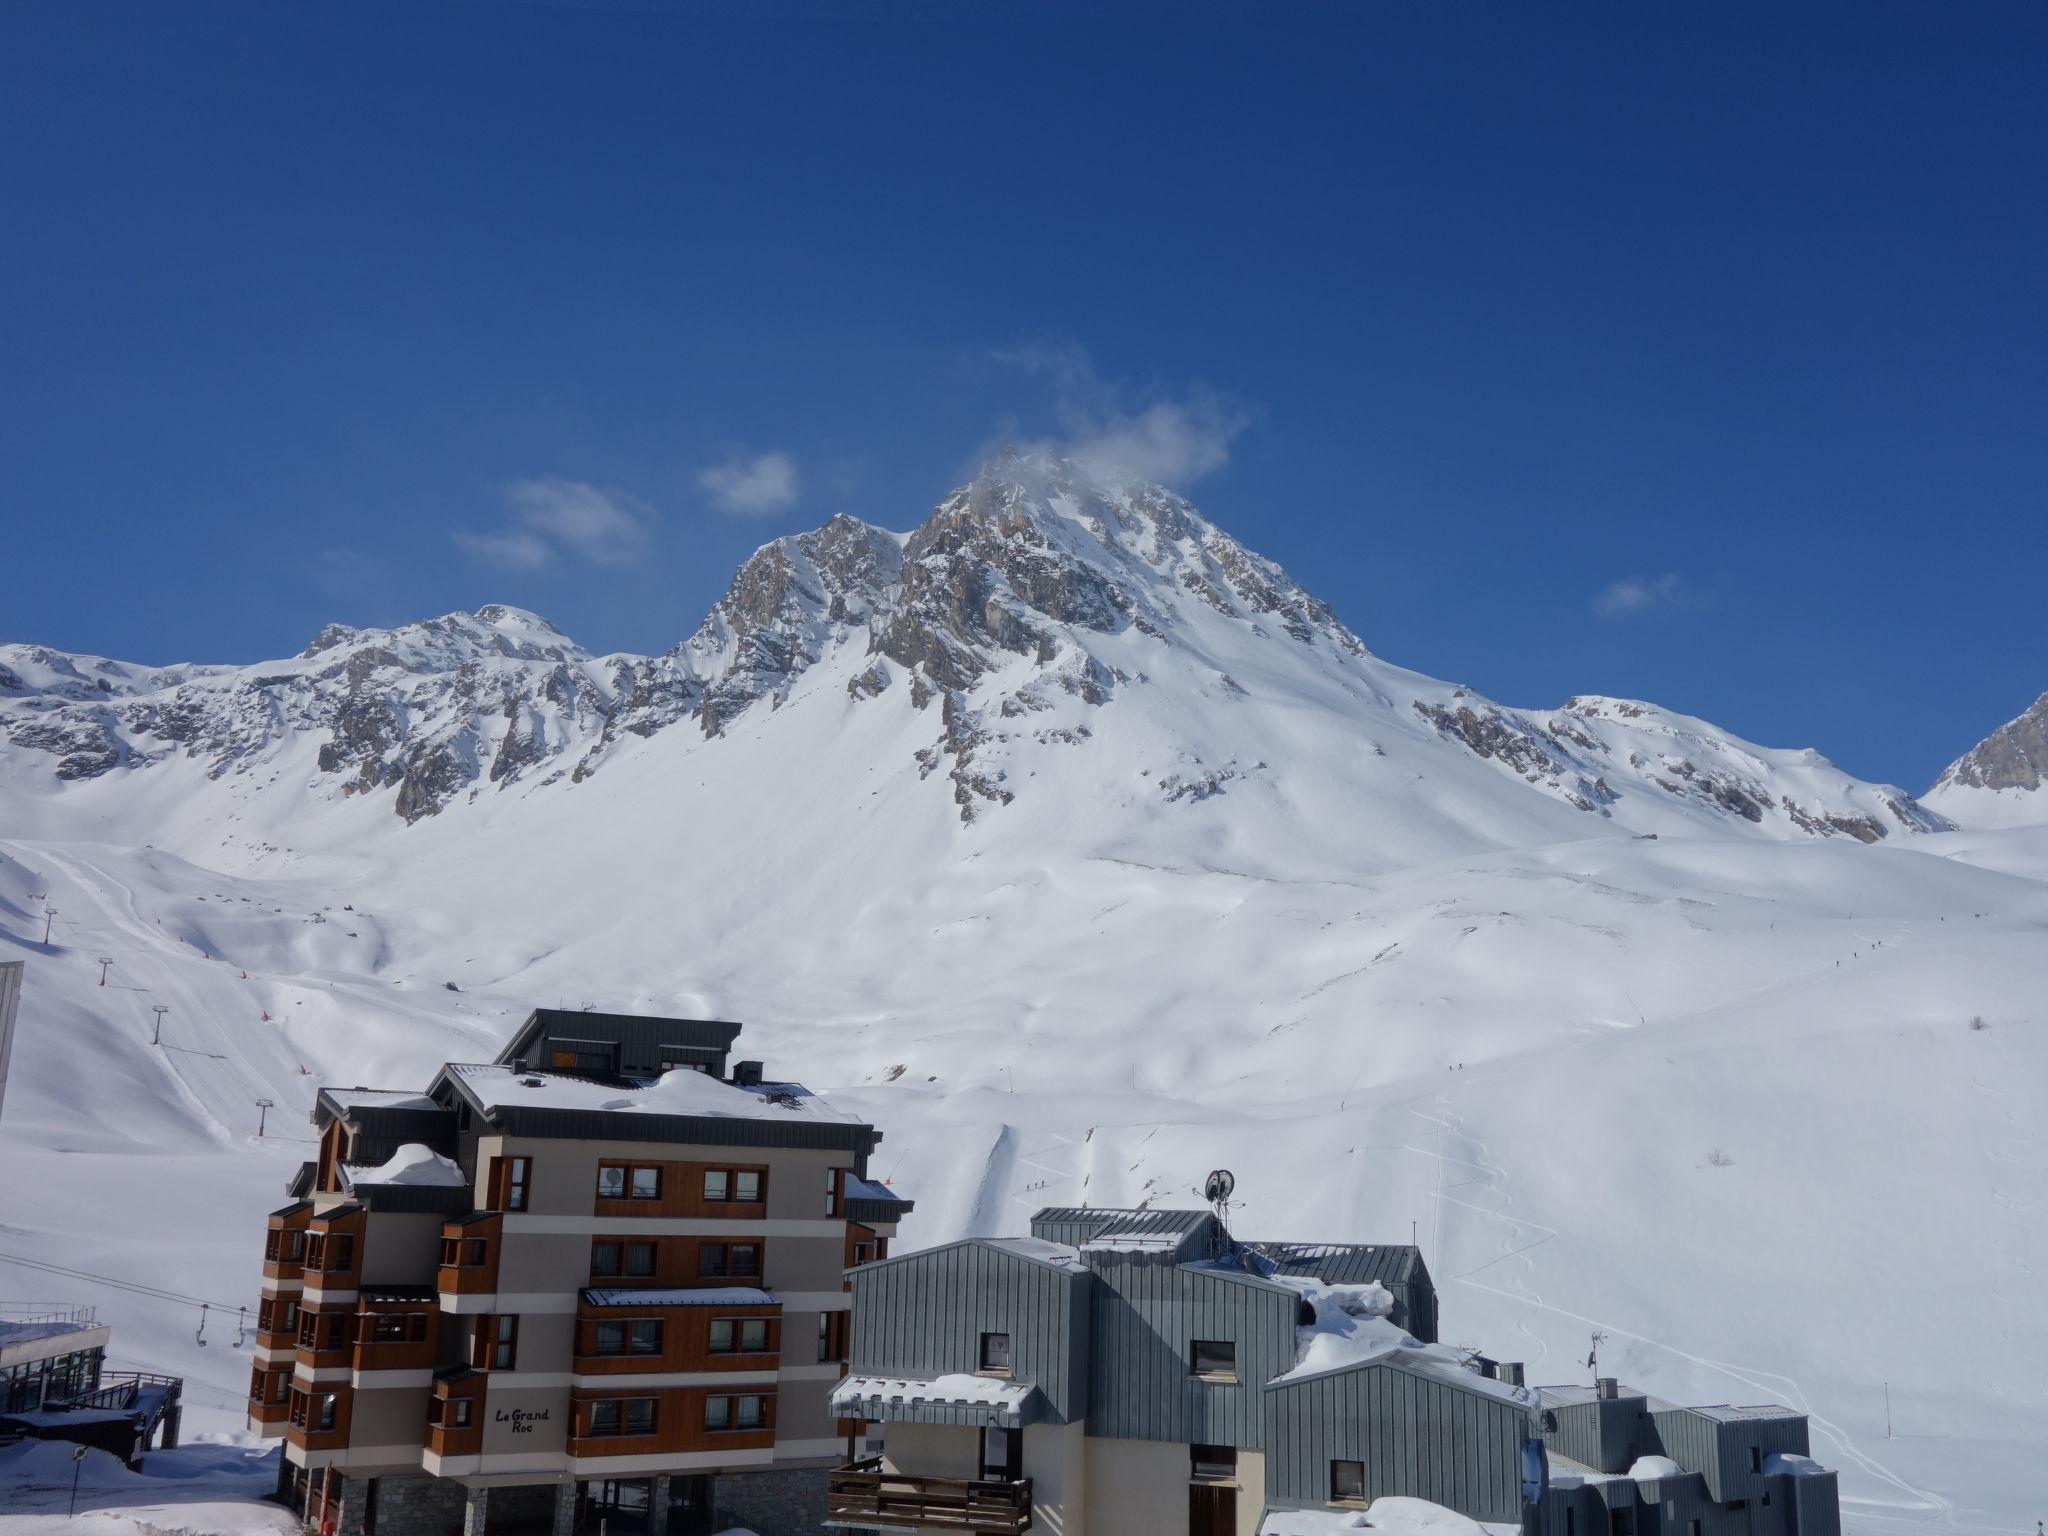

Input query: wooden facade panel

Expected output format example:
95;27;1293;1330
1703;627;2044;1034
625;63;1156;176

590;1156;773;1221
568;1386;777;1456
572;1301;782;1375
581;1233;769;1288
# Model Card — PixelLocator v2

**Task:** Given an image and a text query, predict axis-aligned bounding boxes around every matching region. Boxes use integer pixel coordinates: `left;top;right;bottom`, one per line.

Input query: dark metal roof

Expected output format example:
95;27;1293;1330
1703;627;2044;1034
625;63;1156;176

434;1064;881;1155
846;1195;916;1224
267;1200;314;1221
1243;1239;1429;1288
352;1184;473;1215
286;1162;315;1198
494;1009;745;1068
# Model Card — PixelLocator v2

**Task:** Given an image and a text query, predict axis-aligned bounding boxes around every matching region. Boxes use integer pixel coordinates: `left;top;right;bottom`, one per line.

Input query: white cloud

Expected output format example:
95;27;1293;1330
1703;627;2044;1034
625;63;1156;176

456;478;652;570
697;451;800;517
1594;573;1702;619
993;337;1249;488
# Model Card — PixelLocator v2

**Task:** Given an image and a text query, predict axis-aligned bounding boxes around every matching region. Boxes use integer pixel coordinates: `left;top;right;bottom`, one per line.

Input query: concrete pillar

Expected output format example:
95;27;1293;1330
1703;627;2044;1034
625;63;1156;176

550;1480;579;1536
462;1485;490;1536
647;1475;670;1533
158;1403;180;1451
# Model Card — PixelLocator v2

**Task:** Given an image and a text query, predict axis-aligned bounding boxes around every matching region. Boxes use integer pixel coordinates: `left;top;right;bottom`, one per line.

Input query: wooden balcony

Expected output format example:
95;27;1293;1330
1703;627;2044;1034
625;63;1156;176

826;1461;1033;1533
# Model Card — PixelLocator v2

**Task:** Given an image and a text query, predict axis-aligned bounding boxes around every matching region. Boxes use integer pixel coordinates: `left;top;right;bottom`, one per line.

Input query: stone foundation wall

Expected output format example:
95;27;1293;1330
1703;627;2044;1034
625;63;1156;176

370;1474;472;1536
710;1467;828;1536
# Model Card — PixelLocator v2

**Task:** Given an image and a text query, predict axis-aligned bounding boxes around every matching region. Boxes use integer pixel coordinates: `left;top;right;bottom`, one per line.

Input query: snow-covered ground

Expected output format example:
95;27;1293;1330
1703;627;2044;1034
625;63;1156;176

1;462;2042;1534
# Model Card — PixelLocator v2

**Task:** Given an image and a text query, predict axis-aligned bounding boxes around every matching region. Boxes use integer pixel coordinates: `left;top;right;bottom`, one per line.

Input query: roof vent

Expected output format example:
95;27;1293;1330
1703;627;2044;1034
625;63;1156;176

1597;1376;1619;1400
519;1076;544;1088
1500;1361;1525;1387
732;1060;764;1088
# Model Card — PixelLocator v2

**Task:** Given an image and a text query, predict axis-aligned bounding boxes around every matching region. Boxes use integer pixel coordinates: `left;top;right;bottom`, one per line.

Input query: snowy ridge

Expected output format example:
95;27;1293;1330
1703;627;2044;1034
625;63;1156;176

0;454;1944;846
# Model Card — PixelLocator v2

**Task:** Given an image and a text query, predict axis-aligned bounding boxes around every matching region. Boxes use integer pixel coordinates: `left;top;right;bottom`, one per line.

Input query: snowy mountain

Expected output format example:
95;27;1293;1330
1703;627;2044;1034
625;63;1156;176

1924;690;2048;828
1;452;1944;847
0;455;2042;1535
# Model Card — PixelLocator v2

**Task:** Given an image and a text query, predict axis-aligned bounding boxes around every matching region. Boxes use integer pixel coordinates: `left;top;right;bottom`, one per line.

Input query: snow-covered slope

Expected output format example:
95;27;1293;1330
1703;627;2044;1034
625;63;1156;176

1925;691;2048;828
0;456;2040;1535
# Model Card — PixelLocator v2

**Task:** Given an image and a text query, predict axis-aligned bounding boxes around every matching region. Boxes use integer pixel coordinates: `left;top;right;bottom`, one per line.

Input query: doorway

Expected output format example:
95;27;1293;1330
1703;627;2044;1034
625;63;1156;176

1190;1482;1236;1536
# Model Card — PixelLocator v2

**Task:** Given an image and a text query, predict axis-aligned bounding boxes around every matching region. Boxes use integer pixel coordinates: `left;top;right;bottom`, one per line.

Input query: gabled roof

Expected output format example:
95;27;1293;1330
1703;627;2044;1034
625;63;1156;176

844;1233;1090;1279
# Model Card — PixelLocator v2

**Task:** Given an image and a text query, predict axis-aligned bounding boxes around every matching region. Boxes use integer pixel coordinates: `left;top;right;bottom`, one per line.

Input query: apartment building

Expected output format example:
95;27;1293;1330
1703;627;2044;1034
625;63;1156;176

826;1206;1841;1536
248;1009;910;1536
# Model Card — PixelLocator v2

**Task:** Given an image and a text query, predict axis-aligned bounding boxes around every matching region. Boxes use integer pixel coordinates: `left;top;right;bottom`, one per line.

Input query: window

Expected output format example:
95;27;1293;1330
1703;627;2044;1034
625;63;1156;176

1332;1459;1366;1504
709;1318;771;1354
365;1312;428;1344
590;1240;656;1279
1190;1339;1237;1380
292;1391;337;1432
735;1393;767;1428
594;1320;661;1356
698;1241;761;1279
597;1163;662;1200
550;1040;618;1074
817;1312;847;1363
430;1396;473;1429
1688;1523;1702;1536
299;1312;346;1352
978;1332;1013;1375
703;1393;771;1432
703;1168;764;1203
322;1235;354;1272
500;1156;530;1212
851;1239;878;1267
588;1398;655;1436
1191;1445;1236;1482
980;1425;1022;1480
1567;1510;1577;1536
441;1236;488;1268
1750;1446;1763;1473
825;1169;840;1217
477;1315;517;1371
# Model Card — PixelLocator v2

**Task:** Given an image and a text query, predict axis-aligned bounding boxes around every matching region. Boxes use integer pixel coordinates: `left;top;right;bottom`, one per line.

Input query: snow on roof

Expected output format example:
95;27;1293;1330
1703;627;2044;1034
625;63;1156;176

981;1235;1089;1272
1260;1496;1511;1536
844;1173;909;1205
832;1373;1038;1412
342;1143;466;1189
323;1088;441;1112
447;1063;862;1125
0;1319;100;1348
582;1287;776;1308
1268;1274;1532;1405
1627;1455;1685;1482
1763;1453;1828;1478
1687;1402;1798;1423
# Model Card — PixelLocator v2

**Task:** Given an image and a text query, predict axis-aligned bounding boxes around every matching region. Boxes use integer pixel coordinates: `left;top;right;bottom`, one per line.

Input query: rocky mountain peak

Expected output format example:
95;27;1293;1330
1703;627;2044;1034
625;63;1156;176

1925;691;2048;827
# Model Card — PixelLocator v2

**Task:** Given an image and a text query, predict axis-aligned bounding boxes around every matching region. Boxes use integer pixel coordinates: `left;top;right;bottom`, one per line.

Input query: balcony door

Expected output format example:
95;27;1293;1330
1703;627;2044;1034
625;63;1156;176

979;1425;1023;1482
1189;1483;1235;1536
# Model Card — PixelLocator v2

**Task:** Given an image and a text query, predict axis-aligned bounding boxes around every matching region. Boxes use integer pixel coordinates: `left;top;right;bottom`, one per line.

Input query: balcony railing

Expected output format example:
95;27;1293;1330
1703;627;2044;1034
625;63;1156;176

826;1460;1033;1533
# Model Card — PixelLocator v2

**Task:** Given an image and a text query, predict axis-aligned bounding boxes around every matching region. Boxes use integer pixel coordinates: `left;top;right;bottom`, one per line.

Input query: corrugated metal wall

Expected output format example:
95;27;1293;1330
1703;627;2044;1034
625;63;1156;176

1262;1360;1533;1524
847;1242;1091;1422
1649;1408;1808;1503
1084;1257;1299;1447
1544;1396;1663;1474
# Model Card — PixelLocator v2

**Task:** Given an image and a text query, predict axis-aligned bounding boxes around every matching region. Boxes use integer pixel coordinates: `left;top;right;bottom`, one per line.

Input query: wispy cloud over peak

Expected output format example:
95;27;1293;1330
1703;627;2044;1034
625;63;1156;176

992;336;1250;489
1594;572;1710;619
456;478;653;571
698;451;800;517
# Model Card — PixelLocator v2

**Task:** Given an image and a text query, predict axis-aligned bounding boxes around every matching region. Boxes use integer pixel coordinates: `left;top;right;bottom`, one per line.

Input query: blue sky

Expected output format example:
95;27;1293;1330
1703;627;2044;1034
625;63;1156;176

4;3;2043;791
